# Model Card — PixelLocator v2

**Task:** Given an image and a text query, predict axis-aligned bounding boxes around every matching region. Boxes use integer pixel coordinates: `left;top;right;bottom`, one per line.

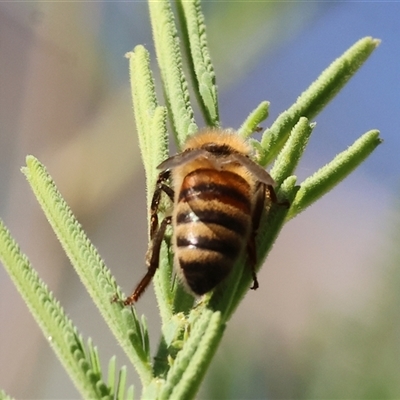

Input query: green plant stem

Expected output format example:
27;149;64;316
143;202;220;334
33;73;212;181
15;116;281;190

22;156;153;385
0;220;111;399
287;129;382;219
127;46;169;211
260;37;380;166
238;101;270;138
271;117;314;186
148;0;197;149
177;0;219;126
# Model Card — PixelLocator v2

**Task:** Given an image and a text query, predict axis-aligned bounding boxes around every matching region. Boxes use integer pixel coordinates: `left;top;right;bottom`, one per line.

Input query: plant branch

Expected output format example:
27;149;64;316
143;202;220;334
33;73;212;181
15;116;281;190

22;157;153;385
287;129;382;220
148;0;197;149
177;0;219;126
260;37;380;166
0;220;133;398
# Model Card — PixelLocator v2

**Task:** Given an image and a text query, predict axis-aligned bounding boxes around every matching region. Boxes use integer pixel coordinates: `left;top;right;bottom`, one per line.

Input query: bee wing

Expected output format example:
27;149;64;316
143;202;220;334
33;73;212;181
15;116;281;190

230;153;276;187
157;148;209;171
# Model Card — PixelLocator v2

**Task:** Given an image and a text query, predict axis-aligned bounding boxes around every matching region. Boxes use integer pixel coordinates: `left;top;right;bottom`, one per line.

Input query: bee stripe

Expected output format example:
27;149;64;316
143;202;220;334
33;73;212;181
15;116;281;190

178;169;251;213
179;183;250;212
176;209;248;236
176;236;241;259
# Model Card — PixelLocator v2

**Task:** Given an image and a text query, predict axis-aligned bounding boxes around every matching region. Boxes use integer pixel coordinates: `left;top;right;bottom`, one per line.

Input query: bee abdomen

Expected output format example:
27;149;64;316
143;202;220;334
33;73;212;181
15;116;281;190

174;168;252;295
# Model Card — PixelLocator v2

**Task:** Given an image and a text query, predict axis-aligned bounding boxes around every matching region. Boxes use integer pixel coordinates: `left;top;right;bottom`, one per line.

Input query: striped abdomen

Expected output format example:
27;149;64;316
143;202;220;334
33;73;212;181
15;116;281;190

174;168;252;295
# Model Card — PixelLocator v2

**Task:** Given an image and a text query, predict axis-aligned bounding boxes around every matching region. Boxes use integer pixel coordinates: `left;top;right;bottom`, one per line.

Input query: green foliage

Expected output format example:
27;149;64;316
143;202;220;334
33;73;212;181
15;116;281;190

0;220;133;399
177;0;219;126
22;156;152;385
260;37;380;166
238;101;270;139
126;46;168;212
0;389;14;400
287;129;381;220
0;0;381;398
148;0;198;149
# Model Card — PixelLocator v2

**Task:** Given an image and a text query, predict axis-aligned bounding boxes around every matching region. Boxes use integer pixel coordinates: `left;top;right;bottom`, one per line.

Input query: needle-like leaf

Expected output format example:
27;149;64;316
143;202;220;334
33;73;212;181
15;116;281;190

22;157;153;385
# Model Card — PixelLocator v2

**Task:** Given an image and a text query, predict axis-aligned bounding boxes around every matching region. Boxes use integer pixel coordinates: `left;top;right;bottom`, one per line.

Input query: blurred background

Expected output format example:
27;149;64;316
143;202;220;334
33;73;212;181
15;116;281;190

0;2;399;399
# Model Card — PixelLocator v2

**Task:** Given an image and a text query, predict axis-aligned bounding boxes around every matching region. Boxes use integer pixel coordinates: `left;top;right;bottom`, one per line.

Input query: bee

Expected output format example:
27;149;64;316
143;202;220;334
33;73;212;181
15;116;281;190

122;128;280;305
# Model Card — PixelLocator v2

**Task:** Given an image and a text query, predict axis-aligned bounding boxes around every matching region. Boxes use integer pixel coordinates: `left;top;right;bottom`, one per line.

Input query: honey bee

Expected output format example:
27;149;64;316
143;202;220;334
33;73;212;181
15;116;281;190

122;128;280;305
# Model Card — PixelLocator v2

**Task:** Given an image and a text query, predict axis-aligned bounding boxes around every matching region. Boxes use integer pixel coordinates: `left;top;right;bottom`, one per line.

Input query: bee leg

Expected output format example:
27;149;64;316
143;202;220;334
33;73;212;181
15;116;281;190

117;171;174;306
247;182;267;290
247;182;289;291
267;184;290;208
150;170;174;239
247;238;259;290
122;216;172;305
